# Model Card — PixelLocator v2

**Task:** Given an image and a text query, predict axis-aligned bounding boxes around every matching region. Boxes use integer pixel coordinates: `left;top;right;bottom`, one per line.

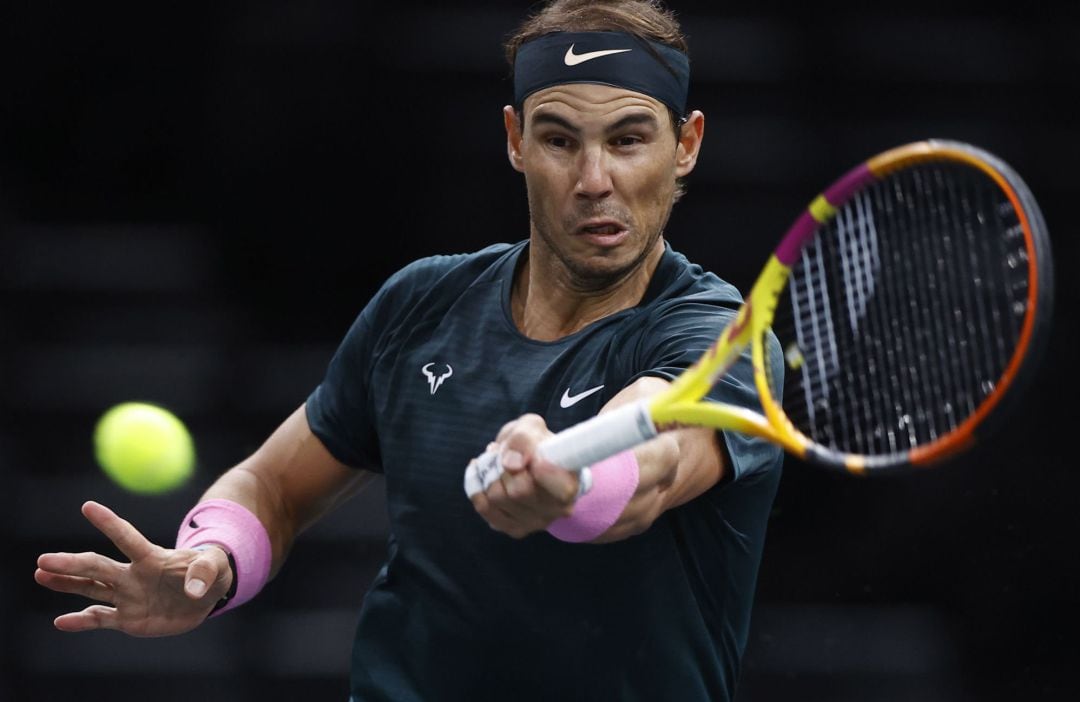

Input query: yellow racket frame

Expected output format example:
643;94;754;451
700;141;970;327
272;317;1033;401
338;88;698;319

645;140;1046;475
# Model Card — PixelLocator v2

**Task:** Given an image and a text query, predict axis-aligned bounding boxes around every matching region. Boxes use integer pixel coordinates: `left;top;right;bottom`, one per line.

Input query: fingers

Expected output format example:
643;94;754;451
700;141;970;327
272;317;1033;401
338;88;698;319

491;469;550;521
81;501;155;563
53;604;120;633
34;569;115;605
529;457;581;505
469;484;542;539
469;492;519;536
501;433;579;506
182;546;232;601
470;457;574;538
36;551;123;585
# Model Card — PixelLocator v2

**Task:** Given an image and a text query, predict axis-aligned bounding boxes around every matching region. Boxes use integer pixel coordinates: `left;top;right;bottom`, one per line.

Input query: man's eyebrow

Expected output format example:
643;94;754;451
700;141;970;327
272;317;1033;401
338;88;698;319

606;113;660;133
529;113;580;134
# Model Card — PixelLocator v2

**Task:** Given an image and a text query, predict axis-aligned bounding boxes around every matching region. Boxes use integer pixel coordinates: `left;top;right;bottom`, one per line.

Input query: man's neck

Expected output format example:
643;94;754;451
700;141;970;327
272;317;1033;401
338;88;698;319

511;238;665;341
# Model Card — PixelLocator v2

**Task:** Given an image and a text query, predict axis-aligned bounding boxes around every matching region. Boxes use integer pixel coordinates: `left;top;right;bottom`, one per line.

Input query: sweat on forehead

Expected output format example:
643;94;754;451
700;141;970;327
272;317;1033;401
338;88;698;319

513;31;690;117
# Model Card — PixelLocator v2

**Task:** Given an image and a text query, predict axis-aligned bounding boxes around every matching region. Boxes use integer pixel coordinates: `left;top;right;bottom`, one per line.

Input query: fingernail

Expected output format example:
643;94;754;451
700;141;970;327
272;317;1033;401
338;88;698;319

186;579;207;597
502;449;524;470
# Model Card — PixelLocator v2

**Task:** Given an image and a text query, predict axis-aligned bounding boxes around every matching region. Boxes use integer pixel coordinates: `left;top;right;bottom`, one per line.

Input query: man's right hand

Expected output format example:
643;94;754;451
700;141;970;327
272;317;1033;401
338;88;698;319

34;500;233;637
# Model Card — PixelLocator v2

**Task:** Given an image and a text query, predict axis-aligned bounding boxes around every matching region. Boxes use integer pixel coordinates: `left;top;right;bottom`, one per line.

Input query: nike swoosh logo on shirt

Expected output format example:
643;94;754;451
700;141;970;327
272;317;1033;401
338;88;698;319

563;45;632;66
560;384;605;408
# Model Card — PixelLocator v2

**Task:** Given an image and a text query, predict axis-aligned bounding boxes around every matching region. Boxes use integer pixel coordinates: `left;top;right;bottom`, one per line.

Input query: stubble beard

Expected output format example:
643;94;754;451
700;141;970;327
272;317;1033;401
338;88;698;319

527;191;673;294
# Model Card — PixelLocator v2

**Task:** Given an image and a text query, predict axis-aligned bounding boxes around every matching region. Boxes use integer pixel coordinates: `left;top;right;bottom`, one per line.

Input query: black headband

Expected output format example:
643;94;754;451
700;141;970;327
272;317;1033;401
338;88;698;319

513;31;690;116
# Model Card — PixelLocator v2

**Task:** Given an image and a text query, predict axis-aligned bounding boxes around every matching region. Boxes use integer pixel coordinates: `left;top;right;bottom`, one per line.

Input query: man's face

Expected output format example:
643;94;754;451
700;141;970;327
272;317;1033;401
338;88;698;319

505;83;701;290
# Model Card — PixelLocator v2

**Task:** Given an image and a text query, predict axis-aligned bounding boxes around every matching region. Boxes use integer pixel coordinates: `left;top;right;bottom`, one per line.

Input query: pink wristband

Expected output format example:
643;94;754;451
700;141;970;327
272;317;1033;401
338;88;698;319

176;499;272;616
546;450;640;543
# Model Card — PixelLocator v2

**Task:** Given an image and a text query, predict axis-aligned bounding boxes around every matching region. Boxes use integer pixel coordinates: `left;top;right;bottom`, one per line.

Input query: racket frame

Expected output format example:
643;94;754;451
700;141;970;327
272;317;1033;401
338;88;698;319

644;140;1050;474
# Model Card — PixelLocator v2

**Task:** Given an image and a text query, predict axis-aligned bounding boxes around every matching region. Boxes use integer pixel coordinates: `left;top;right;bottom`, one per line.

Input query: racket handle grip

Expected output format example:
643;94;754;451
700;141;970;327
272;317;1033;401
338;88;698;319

463;400;657;498
538;399;657;469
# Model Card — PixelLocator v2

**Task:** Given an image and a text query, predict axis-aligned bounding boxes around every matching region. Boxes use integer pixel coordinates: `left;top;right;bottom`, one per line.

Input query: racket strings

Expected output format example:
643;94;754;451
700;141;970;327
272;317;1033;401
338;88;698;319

772;161;1030;457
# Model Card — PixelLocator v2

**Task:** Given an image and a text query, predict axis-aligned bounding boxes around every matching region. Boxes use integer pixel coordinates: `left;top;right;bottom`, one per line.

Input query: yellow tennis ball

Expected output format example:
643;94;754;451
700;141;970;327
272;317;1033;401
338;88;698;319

93;402;195;494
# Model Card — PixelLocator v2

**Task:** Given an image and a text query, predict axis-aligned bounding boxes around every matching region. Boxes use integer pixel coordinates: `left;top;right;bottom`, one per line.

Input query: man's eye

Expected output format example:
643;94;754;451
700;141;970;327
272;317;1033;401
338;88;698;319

548;136;571;148
614;136;643;147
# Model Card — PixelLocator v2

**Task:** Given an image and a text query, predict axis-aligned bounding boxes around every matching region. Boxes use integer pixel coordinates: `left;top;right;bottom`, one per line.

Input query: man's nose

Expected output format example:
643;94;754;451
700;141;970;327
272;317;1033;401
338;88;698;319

574;146;614;200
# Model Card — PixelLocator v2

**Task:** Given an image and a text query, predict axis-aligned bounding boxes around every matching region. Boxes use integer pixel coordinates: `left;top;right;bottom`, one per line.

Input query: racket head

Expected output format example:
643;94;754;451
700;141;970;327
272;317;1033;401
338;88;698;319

759;139;1053;474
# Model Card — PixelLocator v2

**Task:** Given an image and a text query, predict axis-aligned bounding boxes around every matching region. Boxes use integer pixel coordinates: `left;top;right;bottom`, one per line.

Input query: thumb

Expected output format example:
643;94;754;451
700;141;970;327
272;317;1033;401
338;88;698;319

531;459;580;505
184;546;230;600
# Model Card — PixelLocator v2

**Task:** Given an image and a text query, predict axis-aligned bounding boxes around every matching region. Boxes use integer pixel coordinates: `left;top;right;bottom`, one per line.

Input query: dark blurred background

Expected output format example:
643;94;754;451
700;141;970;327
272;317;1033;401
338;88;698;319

3;1;1077;701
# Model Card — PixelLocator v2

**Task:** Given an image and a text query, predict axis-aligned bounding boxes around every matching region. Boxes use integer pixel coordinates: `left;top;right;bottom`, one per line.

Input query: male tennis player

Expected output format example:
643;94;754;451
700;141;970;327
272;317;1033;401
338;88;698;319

35;2;783;700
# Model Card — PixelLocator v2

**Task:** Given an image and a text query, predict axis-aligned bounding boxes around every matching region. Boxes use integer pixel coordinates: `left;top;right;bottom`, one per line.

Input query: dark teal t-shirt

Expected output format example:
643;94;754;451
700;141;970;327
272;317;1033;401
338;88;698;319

306;241;783;702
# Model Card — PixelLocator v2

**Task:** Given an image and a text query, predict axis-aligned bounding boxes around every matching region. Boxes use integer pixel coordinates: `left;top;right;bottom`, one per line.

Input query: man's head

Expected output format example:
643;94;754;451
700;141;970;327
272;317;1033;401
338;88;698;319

502;0;704;290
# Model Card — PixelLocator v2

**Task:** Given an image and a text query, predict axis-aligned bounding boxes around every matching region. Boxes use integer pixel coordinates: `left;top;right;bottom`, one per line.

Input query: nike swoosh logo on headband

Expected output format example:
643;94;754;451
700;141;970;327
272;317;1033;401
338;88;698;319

563;45;632;66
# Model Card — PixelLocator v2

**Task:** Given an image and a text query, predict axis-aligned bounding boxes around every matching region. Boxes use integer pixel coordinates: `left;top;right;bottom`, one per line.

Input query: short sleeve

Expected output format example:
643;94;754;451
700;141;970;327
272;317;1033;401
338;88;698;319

629;296;785;482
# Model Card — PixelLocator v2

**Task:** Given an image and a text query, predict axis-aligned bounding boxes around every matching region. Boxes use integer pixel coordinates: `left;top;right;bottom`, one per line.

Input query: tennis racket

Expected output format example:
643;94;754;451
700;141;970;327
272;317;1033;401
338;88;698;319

464;139;1053;497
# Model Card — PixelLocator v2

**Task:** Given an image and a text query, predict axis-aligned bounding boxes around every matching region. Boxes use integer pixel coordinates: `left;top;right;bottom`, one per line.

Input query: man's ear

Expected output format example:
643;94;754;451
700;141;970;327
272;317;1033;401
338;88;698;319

675;110;705;178
504;105;525;173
